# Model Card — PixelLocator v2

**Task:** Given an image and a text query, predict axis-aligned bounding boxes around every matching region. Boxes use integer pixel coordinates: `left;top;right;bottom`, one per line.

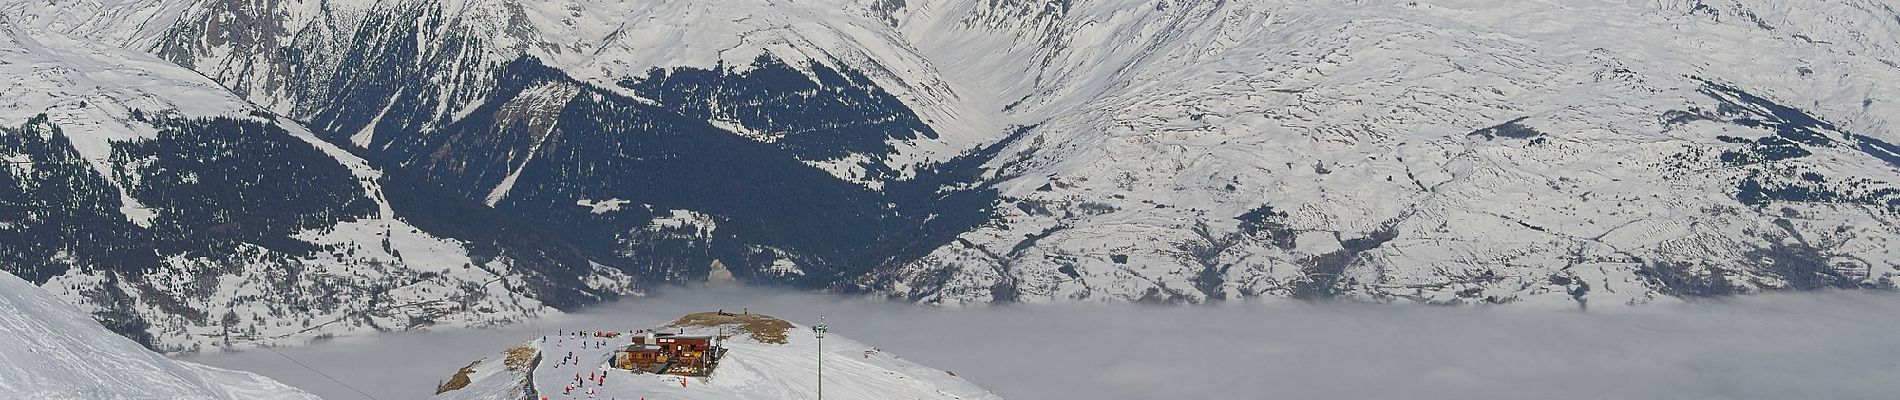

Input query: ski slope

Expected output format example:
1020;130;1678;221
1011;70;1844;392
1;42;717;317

432;313;1002;400
0;270;321;400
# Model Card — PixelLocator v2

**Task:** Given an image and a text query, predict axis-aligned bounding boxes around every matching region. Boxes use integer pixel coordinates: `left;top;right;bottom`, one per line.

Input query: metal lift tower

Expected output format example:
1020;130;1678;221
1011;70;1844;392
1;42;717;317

813;317;828;400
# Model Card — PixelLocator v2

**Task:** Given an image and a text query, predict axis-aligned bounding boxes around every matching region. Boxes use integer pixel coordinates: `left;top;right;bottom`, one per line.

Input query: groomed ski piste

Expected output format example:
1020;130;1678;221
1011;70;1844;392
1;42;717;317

432;312;1003;400
0;270;321;400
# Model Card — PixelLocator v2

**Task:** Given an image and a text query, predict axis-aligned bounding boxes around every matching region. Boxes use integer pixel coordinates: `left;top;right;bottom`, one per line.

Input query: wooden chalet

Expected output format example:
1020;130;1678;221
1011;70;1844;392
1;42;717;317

612;331;725;376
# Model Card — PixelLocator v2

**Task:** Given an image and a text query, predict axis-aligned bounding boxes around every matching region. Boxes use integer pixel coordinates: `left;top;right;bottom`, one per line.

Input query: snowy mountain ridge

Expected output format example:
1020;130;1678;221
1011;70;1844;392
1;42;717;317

93;0;1001;183
3;0;1899;346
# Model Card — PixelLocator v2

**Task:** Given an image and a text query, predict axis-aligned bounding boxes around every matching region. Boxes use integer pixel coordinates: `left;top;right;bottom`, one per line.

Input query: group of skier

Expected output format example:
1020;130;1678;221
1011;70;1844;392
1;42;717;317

542;328;663;400
560;370;606;398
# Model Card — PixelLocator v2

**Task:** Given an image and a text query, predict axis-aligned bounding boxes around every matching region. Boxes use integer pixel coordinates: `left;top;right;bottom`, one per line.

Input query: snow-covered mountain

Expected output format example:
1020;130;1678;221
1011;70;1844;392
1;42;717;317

9;0;1015;290
875;0;1900;306
430;312;1001;400
0;269;322;399
0;16;633;352
3;0;1900;333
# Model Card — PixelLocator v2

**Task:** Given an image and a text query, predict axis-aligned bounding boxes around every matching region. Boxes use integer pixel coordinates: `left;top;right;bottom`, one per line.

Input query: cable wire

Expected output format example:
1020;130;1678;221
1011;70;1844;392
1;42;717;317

261;346;383;400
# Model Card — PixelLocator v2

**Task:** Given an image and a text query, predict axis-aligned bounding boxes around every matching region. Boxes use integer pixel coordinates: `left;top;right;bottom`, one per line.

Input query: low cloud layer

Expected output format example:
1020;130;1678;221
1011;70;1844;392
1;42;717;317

184;288;1900;400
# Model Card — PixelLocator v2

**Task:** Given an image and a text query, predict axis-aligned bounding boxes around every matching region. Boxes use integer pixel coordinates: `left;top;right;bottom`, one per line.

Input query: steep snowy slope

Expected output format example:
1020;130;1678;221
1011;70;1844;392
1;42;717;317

873;0;1900;306
0;270;322;400
430;312;1001;400
0;18;632;351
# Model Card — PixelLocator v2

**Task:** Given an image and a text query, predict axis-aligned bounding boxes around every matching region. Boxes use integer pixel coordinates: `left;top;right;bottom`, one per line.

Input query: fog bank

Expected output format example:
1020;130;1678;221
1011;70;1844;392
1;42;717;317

183;287;1900;400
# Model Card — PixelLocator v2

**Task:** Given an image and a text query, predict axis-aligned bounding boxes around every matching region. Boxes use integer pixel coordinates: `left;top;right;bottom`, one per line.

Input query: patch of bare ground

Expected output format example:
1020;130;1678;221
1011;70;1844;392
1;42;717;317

435;360;480;394
666;312;795;344
504;343;538;372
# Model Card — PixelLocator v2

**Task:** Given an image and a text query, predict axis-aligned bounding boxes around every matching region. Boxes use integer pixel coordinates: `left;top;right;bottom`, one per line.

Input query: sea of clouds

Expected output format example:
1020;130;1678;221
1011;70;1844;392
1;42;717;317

182;287;1900;400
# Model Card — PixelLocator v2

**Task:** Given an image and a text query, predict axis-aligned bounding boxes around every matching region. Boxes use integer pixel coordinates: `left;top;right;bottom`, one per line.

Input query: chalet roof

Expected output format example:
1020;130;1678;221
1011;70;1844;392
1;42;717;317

660;335;714;340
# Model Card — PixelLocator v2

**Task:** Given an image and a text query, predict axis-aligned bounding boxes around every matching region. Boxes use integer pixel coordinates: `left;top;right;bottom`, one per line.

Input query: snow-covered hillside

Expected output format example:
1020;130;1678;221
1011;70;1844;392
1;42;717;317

872;0;1900;306
431;312;1001;400
0;270;322;400
0;16;631;352
5;0;1900;314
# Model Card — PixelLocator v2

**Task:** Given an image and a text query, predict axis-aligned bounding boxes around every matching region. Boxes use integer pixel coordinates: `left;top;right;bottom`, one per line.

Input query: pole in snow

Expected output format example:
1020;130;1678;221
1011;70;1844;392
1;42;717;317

813;316;828;400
